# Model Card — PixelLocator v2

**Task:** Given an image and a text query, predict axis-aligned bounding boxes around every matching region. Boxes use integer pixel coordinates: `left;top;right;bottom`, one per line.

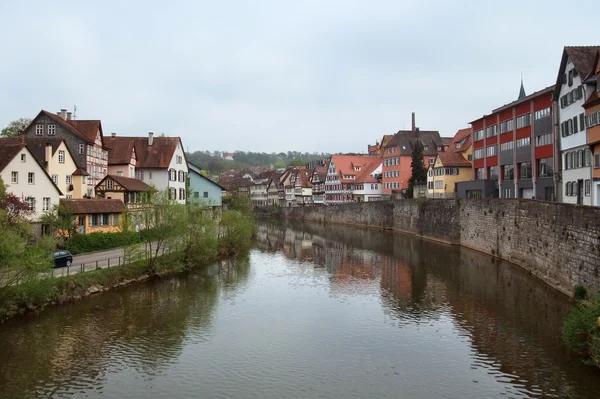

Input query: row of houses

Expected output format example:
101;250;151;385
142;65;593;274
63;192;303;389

0;109;224;234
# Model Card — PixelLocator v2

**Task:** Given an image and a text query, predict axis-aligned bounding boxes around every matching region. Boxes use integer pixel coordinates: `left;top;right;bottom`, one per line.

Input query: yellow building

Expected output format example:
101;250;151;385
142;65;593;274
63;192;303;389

427;128;472;198
60;198;125;234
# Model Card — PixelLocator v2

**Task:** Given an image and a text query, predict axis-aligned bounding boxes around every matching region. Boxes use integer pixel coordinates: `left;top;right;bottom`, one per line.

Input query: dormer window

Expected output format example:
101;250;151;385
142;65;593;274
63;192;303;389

354;166;361;171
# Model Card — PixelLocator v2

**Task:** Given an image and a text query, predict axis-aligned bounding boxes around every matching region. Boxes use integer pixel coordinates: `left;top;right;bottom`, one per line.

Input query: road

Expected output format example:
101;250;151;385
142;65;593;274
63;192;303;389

53;242;167;276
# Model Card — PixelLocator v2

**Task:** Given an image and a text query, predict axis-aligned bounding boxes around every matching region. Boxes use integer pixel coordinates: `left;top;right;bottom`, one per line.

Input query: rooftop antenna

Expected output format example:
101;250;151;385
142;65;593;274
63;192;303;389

73;105;77;120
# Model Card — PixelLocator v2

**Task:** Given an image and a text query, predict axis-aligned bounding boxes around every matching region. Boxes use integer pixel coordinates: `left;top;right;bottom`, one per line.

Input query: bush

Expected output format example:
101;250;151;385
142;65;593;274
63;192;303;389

67;231;141;254
562;295;600;365
218;210;255;256
574;285;588;301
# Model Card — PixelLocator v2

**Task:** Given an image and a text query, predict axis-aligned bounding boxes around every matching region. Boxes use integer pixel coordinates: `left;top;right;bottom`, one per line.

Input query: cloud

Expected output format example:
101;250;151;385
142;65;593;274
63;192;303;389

0;0;597;153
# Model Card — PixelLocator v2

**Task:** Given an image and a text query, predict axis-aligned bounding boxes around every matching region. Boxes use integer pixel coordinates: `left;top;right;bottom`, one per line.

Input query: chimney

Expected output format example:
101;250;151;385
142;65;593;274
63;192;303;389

148;132;154;146
45;143;52;172
411;112;416;132
60;109;67;120
66;112;72;120
111;132;116;137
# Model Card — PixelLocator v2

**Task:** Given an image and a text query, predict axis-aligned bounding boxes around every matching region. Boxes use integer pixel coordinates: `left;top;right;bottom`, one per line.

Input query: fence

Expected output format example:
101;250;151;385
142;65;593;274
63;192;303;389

50;245;170;277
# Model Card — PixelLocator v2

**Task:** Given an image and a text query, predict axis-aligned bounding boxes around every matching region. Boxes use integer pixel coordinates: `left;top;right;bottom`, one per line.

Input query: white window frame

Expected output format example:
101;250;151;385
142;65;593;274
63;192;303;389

11;171;18;184
58;150;65;164
28;172;35;184
42;197;50;212
66;175;72;184
79;144;84;154
48;124;56;135
51;174;58;185
35;124;43;135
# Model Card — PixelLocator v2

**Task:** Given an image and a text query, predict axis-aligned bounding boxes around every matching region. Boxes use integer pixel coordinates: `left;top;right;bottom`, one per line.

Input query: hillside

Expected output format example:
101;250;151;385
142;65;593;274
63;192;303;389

187;151;329;174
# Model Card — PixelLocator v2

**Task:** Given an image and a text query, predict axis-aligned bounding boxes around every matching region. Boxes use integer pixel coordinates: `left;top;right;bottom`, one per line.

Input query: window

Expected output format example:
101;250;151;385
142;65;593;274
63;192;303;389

11;171;18;184
107;179;114;190
28;172;35;184
79;144;84;154
538;157;553;178
473;148;484;160
595;153;600;168
535;134;552;147
455;138;466;149
48;124;55;135
428;158;434;165
516;137;530;147
169;169;176;181
42;197;50;212
503;165;514;180
580;113;585;129
500;141;514;152
435;180;444;189
474;129;484;141
503;188;511;198
179;188;186;200
486;145;497;157
66;195;72;199
113;214;120;226
534;107;551;120
520;162;532;179
585;149;592;167
137;171;144;180
500;119;513;133
170;188;176;200
178;170;184;182
486;125;497;138
203;191;209;198
573;116;579;133
475;168;485;180
117;171;123;176
578;150;583;168
466;190;482;199
566;182;572;196
585;180;591;196
488;166;499;180
428;169;433;177
568;69;573;86
51;174;58;185
35;125;43;135
25;197;35;211
66;175;72;184
516;113;531;129
20;153;26;163
586;110;600;128
58;150;65;163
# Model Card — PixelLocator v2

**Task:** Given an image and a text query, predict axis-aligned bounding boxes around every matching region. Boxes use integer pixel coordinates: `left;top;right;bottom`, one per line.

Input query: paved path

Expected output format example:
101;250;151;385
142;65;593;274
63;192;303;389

53;243;166;276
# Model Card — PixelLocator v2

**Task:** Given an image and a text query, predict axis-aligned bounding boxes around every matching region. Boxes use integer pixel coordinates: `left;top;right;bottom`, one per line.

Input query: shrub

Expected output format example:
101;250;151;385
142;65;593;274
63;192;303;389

574;285;588;301
67;231;141;254
219;210;255;256
562;295;600;365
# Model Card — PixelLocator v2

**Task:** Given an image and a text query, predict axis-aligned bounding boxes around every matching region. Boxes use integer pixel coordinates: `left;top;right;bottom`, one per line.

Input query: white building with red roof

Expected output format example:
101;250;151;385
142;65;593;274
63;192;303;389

324;155;382;204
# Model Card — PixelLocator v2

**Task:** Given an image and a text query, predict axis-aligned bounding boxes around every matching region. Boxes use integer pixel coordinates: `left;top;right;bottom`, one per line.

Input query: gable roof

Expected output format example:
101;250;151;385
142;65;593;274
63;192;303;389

448;128;472;153
312;165;327;182
97;175;150;192
60;198;124;214
133;136;182;169
0;138;63;195
437;152;471;167
187;162;225;190
27;111;107;147
68;120;103;144
384;130;442;156
441;137;453;146
554;46;600;99
24;137;74;168
330;154;381;184
103;136;136;165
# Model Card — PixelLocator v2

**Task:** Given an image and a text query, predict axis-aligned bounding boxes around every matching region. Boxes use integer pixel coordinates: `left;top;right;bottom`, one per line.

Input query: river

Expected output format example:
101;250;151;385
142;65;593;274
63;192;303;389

1;220;599;399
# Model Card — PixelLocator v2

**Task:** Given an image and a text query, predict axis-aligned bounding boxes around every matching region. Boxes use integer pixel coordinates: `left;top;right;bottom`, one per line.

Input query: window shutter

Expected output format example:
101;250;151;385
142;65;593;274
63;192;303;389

573;116;578;133
580;113;585;130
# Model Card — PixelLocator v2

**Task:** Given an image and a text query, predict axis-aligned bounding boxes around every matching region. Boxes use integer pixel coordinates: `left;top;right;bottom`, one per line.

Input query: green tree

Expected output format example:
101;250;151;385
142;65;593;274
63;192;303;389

407;141;426;198
288;159;307;167
273;162;286;169
39;203;78;242
1;118;31;138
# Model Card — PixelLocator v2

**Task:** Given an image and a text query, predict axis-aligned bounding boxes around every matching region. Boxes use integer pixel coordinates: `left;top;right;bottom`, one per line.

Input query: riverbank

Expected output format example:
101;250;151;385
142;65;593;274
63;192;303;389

0;211;255;322
260;198;600;297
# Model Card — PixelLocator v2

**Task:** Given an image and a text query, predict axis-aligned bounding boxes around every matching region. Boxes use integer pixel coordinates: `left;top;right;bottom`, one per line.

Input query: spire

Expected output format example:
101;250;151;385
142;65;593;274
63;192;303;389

518;74;526;100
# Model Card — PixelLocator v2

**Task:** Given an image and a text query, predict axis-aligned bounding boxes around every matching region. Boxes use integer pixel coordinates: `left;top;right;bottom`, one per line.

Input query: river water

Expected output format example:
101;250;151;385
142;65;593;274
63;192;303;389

1;220;599;399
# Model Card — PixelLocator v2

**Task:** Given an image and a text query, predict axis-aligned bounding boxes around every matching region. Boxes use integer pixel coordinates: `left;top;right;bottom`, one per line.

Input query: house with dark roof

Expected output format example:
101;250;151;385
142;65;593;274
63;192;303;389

426;128;473;198
310;164;328;205
0;138;62;220
266;171;282;206
187;162;224;207
59;198;125;234
381;113;443;196
102;133;189;204
21;109;108;197
24;137;87;199
555;46;600;205
95;175;152;213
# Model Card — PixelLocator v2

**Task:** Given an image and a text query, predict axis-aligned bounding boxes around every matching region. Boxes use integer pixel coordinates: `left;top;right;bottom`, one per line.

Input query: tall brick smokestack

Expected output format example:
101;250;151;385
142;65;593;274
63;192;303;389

411;112;416;132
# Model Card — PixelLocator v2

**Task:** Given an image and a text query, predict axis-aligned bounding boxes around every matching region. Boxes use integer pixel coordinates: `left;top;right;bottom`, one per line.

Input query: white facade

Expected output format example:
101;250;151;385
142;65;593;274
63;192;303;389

137;140;188;204
46;141;78;199
558;57;593;205
324;159;352;204
1;147;61;220
352;182;382;201
251;182;268;207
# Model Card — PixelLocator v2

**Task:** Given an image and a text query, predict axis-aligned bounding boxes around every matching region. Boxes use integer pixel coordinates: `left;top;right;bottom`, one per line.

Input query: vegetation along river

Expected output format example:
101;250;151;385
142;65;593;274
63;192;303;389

1;220;599;399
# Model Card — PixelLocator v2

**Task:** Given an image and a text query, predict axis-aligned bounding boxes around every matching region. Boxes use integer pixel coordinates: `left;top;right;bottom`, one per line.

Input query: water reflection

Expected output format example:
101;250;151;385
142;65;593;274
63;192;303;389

1;221;599;399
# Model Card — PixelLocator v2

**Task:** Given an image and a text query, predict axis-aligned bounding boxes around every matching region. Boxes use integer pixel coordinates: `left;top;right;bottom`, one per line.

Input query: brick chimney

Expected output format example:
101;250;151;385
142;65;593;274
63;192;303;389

45;143;52;172
148;132;154;146
411;112;416;132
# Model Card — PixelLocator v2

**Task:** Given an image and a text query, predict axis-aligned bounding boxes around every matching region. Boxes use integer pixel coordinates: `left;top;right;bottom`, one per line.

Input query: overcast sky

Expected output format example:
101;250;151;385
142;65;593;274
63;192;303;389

0;1;597;154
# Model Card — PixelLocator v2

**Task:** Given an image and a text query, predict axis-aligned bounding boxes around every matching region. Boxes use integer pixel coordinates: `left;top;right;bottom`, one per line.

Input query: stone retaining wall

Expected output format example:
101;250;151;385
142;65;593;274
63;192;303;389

274;199;600;296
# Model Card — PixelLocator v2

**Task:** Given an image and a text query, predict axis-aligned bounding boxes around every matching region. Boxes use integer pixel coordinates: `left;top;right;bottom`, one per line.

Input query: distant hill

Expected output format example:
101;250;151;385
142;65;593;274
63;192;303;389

187;151;329;174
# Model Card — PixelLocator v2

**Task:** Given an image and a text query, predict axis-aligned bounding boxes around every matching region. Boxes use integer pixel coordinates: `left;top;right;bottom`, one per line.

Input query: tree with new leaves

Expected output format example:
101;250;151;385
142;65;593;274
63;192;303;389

1;118;32;138
407;141;427;198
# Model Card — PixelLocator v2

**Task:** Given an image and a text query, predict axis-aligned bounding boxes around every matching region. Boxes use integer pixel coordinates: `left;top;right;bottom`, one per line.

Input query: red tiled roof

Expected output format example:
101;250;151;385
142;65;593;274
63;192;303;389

103;137;135;165
60;198;124;214
297;168;312;188
68;120;103;143
437;152;471;167
448;128;472;153
330;155;381;183
103;136;182;169
583;90;600;109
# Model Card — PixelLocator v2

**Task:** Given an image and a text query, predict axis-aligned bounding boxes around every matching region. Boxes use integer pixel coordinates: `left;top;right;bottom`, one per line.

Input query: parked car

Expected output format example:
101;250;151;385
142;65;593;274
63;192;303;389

53;250;73;268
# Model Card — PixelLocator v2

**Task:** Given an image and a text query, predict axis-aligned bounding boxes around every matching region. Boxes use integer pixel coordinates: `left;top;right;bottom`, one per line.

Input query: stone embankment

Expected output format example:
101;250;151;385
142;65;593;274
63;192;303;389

266;199;600;296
